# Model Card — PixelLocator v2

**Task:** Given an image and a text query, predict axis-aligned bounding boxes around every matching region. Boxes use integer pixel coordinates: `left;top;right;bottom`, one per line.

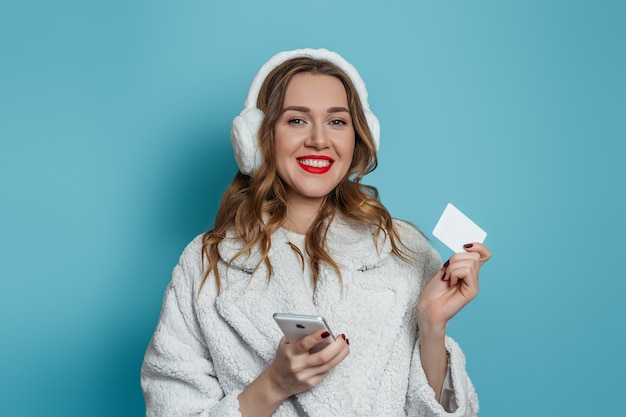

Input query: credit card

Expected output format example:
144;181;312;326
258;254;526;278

432;203;487;253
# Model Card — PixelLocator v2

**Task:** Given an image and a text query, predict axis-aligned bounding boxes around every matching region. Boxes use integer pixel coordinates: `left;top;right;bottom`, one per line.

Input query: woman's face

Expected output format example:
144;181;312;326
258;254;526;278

274;72;355;207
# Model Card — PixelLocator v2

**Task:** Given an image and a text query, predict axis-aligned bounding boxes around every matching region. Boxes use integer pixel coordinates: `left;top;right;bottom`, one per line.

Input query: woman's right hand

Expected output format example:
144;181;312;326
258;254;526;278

238;330;350;417
267;331;350;399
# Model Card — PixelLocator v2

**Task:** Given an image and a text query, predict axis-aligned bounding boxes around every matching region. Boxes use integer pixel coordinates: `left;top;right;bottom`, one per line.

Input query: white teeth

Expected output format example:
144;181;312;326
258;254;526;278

298;159;331;168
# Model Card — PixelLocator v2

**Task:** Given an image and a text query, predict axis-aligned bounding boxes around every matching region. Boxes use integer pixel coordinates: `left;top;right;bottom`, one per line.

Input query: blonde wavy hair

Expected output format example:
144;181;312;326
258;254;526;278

201;57;410;293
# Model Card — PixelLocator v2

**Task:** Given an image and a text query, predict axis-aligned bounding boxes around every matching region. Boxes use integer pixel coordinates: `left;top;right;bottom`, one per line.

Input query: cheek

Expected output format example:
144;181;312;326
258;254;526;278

273;134;291;160
342;136;356;159
344;141;361;170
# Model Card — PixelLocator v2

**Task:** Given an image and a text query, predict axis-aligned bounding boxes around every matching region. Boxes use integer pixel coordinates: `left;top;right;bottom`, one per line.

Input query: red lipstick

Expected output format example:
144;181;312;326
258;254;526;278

297;155;334;174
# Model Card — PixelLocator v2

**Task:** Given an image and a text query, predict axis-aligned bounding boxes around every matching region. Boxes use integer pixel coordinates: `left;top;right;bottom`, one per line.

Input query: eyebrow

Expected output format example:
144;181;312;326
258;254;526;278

282;106;351;114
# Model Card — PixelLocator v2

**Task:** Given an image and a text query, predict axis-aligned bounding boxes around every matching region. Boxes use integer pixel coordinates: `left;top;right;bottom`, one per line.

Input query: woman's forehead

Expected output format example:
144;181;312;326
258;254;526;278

283;73;348;107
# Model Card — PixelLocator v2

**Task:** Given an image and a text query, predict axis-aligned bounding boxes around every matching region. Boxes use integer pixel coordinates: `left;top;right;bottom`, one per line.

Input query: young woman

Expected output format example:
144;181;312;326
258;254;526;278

141;48;491;417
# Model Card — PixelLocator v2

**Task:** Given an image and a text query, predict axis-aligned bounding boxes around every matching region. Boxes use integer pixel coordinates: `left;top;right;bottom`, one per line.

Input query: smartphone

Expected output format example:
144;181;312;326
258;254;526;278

273;313;335;353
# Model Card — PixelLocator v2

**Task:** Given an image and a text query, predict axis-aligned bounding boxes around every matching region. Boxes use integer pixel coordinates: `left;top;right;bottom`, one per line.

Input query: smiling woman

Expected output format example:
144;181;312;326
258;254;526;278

140;48;491;417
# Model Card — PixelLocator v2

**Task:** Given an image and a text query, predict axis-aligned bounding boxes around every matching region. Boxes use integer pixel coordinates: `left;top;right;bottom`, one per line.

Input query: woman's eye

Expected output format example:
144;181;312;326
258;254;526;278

288;118;305;125
329;119;347;126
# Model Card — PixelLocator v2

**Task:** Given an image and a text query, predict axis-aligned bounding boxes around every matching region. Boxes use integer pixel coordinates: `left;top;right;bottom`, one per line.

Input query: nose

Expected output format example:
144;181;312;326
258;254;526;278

305;122;329;149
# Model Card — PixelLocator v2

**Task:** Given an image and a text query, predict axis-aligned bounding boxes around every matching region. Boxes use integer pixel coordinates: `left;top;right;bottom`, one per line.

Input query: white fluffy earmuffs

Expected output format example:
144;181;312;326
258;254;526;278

230;48;380;176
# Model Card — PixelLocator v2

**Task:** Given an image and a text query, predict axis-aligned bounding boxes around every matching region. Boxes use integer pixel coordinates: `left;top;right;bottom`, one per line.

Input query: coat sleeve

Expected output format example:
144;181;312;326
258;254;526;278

140;247;243;417
405;336;479;417
405;234;479;417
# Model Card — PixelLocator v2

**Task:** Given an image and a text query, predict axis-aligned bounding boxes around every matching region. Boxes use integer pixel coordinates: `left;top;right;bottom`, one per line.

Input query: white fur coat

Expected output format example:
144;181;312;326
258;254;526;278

141;217;479;416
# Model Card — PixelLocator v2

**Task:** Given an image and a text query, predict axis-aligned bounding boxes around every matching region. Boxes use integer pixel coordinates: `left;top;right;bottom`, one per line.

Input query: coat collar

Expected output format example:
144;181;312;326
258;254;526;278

217;215;392;273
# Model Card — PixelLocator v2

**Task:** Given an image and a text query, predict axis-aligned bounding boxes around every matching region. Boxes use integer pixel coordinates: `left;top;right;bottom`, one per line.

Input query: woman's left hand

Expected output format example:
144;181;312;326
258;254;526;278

417;243;492;331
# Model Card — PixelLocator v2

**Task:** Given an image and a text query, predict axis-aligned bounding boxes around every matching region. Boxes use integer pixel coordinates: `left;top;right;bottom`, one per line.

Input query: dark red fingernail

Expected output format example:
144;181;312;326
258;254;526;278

463;243;473;249
346;338;350;345
341;334;346;341
321;331;330;339
443;260;450;268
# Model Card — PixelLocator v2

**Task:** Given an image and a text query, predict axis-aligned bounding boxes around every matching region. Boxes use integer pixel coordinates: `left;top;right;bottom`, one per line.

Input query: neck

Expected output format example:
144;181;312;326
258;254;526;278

283;195;325;234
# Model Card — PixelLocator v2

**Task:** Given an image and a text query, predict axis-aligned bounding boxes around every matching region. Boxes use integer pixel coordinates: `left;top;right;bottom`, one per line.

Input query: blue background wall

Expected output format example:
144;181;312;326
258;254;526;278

1;1;624;416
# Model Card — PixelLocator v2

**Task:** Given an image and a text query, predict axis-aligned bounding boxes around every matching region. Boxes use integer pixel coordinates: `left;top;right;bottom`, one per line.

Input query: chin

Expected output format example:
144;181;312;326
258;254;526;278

296;187;336;200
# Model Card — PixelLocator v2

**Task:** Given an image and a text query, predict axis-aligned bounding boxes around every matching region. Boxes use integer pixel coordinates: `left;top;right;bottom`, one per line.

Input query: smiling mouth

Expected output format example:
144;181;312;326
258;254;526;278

296;157;334;174
297;158;333;168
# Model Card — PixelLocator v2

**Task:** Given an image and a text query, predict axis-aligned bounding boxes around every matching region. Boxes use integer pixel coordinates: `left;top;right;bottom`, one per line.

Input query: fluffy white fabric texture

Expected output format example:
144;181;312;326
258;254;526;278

141;217;479;416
